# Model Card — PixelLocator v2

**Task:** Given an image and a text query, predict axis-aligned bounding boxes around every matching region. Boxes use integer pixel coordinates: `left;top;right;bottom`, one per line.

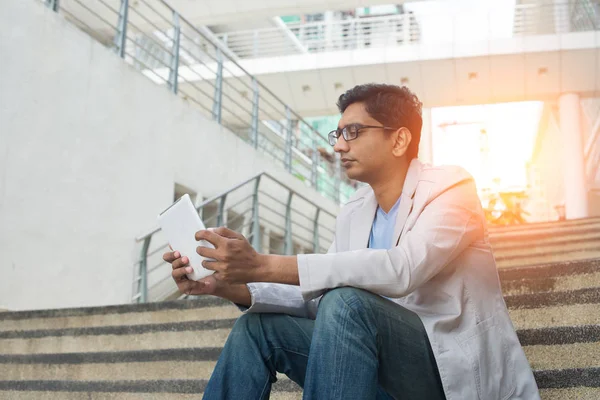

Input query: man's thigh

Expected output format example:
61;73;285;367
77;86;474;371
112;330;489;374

255;313;396;399
324;288;446;399
250;313;315;387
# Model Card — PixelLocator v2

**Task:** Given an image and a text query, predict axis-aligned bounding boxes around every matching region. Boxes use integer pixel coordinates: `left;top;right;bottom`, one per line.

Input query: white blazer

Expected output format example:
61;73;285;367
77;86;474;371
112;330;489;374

244;159;541;400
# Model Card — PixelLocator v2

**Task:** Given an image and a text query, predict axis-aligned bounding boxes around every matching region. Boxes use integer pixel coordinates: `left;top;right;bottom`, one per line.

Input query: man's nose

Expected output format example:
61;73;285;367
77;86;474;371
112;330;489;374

333;135;349;153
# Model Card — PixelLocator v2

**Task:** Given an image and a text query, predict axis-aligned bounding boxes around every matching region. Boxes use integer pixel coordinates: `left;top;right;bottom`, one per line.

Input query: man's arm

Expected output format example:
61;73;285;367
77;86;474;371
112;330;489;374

214;283;252;307
204;240;338;319
219;174;482;301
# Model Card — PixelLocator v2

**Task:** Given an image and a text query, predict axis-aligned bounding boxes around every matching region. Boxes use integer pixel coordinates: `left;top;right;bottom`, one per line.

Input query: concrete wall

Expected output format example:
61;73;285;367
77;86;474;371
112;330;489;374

0;0;338;311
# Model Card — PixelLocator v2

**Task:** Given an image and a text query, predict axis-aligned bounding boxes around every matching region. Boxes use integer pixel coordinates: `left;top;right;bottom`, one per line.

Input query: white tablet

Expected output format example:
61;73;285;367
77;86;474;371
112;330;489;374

157;194;215;281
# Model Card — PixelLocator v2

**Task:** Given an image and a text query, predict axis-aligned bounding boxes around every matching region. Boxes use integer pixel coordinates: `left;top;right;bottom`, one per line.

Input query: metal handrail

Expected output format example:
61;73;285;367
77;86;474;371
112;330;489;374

213;0;598;61
127;0;331;143
217;12;420;59
133;171;338;303
41;0;356;205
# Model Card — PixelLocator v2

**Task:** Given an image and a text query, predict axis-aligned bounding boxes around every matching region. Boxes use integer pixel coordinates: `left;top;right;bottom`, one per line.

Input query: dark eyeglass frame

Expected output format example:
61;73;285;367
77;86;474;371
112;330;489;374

328;123;400;146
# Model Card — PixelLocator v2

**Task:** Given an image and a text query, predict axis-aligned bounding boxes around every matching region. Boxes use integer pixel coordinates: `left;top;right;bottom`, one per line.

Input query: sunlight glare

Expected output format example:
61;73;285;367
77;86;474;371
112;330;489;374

431;101;543;192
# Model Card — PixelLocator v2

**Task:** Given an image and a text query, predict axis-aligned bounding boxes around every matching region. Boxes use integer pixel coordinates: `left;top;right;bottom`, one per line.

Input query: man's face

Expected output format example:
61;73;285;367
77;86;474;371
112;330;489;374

333;102;396;183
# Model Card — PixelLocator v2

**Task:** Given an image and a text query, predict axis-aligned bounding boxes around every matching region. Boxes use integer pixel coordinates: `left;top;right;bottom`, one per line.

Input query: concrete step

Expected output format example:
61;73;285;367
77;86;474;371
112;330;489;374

499;259;600;295
0;302;239;333
1;388;599;400
495;251;600;268
1;340;598;381
0;393;303;400
510;303;600;330
492;240;600;259
1;293;596;335
0;379;299;396
6;321;594;356
0;367;598;393
488;217;600;234
502;271;600;296
0;379;298;394
504;287;599;310
538;388;600;400
485;219;600;267
1;322;596;363
498;259;600;281
490;230;600;250
0;288;597;352
1;388;598;400
0;321;597;390
489;222;600;240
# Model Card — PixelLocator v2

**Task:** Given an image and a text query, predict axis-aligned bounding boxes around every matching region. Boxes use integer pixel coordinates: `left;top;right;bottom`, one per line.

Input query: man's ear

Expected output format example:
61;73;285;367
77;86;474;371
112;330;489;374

392;127;412;157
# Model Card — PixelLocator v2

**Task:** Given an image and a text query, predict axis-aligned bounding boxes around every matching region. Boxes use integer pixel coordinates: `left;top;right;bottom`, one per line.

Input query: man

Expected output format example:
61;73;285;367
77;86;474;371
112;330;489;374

164;84;540;399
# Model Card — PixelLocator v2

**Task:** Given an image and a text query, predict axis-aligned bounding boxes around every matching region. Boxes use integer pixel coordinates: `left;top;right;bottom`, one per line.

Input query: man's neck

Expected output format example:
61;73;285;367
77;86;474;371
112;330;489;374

370;160;409;214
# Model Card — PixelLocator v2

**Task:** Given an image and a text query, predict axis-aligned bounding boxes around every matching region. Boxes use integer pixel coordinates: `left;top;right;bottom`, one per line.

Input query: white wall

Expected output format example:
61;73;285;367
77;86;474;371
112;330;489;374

0;0;339;311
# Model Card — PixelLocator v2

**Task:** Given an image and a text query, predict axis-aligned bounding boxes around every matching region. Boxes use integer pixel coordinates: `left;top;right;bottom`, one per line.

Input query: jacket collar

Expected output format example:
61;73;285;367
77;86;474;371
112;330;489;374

347;159;422;250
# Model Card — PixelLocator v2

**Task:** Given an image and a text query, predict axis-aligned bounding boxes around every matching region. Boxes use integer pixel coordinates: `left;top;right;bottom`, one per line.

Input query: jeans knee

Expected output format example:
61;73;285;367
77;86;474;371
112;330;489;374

319;287;371;318
231;313;292;344
231;312;262;338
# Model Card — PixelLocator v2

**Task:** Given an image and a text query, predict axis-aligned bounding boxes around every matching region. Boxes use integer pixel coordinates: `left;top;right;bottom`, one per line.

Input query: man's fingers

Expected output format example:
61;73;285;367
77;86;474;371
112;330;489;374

201;259;220;271
172;267;190;282
163;251;175;262
195;229;224;247
163;251;181;263
171;256;190;270
213;227;245;240
197;246;219;260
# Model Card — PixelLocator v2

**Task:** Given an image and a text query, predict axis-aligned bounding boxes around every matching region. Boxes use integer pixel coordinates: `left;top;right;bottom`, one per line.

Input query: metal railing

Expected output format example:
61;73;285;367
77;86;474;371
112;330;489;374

217;12;421;59
133;172;337;303
514;0;600;35
213;0;599;60
42;0;357;204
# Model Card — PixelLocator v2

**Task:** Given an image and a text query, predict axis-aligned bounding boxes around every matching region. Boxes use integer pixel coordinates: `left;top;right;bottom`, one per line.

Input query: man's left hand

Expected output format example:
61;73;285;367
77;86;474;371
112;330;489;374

196;227;265;284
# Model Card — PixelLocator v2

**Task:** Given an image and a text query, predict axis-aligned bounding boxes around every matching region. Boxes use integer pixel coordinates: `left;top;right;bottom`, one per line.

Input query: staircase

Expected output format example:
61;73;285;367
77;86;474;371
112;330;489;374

1;218;599;399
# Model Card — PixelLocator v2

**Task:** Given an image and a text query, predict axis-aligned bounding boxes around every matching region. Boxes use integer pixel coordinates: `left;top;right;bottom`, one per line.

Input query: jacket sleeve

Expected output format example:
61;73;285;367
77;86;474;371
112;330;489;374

234;240;337;319
297;176;483;300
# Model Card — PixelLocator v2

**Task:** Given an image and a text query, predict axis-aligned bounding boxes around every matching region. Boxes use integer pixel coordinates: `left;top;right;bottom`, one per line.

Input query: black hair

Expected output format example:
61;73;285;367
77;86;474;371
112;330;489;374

336;84;423;160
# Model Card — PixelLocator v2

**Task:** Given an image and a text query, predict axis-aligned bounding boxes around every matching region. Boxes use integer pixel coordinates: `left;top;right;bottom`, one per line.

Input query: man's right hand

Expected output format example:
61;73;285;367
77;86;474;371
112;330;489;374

164;251;218;296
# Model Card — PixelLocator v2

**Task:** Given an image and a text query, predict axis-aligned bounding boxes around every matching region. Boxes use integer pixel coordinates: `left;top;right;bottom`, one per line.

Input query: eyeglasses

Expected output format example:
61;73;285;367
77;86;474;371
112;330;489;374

328;124;399;146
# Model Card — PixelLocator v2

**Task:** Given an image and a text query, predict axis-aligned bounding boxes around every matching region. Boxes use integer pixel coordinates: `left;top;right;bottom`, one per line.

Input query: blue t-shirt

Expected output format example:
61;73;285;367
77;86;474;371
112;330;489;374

368;195;402;250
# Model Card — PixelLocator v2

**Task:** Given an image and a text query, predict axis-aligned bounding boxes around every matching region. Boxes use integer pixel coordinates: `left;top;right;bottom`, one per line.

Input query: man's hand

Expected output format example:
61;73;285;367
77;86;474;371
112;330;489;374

163;251;219;296
195;227;266;284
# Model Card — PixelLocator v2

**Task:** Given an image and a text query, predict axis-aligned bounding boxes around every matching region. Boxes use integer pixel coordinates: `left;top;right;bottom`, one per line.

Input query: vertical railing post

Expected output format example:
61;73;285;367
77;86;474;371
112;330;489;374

251;78;260;148
251;176;262;251
311;135;319;189
138;236;151;303
284;192;294;255
168;12;181;94
46;0;59;12
212;48;223;124
114;0;129;59
312;208;320;253
217;194;227;227
253;31;259;58
402;13;410;45
285;106;293;173
334;153;342;203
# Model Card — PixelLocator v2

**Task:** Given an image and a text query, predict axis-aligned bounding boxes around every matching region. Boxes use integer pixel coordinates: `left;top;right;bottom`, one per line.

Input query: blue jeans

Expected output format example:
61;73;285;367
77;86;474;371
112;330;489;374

203;287;446;400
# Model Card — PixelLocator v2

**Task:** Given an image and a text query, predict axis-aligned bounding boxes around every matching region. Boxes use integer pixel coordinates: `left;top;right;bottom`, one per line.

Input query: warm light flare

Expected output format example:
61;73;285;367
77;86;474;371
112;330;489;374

432;101;543;192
